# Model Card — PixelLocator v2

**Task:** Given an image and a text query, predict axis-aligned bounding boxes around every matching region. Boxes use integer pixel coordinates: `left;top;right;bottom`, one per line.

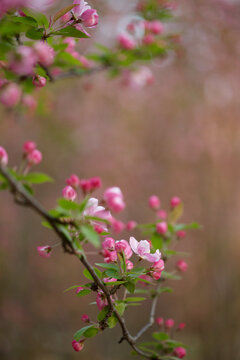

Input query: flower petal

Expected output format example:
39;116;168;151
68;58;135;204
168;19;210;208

129;236;139;254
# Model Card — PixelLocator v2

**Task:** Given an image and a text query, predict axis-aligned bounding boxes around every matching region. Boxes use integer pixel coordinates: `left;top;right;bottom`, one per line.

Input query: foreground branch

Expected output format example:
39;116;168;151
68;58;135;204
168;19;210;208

0;163;163;360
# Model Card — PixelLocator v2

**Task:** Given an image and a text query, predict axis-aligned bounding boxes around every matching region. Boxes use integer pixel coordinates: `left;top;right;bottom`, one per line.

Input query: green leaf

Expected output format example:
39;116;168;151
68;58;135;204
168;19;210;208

151;233;163;251
161;271;181;280
152;332;169;341
107;314;118;328
52;25;88;38
26;27;44;40
97;306;110;321
64;285;83;292
125;297;146;302
53;5;77;24
74;325;99;340
104;280;126;286
93;267;102;279
174;222;200;231
104;269;121;279
83;268;93;281
96;263;119;271
10;15;38;27
58;225;72;242
19;172;53;184
169;203;183;224
115;302;126;316
76;289;91;297
58;198;79;211
156;287;173;294
22;9;49;28
41;221;53;229
80;224;100;248
124;281;136;293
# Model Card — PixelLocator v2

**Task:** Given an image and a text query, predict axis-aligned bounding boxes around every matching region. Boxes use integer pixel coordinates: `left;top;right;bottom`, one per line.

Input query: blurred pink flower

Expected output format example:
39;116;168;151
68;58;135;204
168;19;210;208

129;237;161;262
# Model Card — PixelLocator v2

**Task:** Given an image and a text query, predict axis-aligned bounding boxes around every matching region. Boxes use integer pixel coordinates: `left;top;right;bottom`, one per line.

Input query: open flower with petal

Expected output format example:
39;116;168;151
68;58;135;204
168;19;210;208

83;197;112;231
129;236;161;262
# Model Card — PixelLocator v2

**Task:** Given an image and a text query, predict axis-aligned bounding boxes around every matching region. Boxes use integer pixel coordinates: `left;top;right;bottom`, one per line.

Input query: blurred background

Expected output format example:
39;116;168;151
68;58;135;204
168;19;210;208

1;0;240;359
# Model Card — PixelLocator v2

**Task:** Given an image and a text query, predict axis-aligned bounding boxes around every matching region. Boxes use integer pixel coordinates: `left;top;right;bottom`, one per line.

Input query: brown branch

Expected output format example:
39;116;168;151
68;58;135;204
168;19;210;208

0;163;162;360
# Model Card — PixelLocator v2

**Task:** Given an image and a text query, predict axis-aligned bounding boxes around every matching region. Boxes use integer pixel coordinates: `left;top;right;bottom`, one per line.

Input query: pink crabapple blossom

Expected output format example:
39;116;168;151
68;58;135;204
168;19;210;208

62;185;77;201
157;209;167;220
178;322;186;331
165;318;175;329
149;195;161;210
176;230;186;239
33;42;55;67
0;146;8;166
81;314;90;323
170;196;181;208
23;141;36;154
32;75;46;88
126;260;134;270
118;33;136;50
104;187;126;213
156;221;168;235
115;240;133;259
37;245;52;258
126;220;137;231
66;174;80;188
0;83;21;107
27;149;42;165
173;347;186;359
176;259;188;273
83;198;112;232
151;258;165;280
156;317;164;326
76;287;84;294
111;218;125;234
129;236;161;262
102;237;115;251
9;46;37;76
72;340;84;352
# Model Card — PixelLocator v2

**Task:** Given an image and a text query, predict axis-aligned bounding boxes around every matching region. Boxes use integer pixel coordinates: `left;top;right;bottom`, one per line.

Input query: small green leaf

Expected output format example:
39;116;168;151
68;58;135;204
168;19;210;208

97;306;110;321
58;198;79;211
74;325;98;341
41;221;53;229
96;263;119;271
26;27;44;40
52;25;88;38
152;332;169;341
105;269;121;279
125;297;146;302
83;268;93;281
22;9;49;28
157;287;173;294
115;302;126;316
64;285;83;292
80;224;100;248
10;15;38;27
76;289;91;297
161;271;181;280
107;314;118;328
124;281;136;293
19;172;53;184
83;326;99;338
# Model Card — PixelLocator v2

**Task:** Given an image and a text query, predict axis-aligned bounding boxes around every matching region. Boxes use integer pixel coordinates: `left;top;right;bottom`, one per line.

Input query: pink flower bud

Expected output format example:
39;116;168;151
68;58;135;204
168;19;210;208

72;340;84;352
156;222;167;235
103;277;117;283
23;141;36;154
22;94;37;111
76;287;84;294
178;322;186;331
111;218;125;233
149;20;164;35
118;33;136;50
126;220;137;231
102;237;115;251
157;210;167;220
108;196;126;213
0;83;21;107
62;185;77;201
173;347;186;359
79;179;92;193
94;225;105;234
96;291;108;310
34;42;55;67
66;174;80;187
10;46;37;76
170;196;181;208
165;318;174;329
32;75;46;88
143;34;154;45
176;260;188;273
115;240;132;259
81;314;90;323
27;149;42;165
103;249;118;263
0;146;8;166
152;258;164;279
37;245;52;258
126;260;133;270
156;317;164;326
89;176;102;190
149;195;161;210
81;9;99;27
176;230;186;239
63;37;76;52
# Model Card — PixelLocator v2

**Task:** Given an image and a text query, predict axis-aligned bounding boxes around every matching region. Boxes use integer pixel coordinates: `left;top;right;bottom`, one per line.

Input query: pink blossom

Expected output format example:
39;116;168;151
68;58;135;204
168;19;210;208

115;240;132;259
34;42;55;67
103;277;117;283
156;317;164;326
103;249;118;263
173;347;186;359
148;20;164;35
37;245;52;258
111;218;125;234
129;237;161;262
27;149;42;165
81;314;90;323
96;291;108;310
83;198;112;231
32;75;46;88
102;237;115;251
104;187;126;213
63;38;76;53
170;196;181;208
0;146;8;166
165;318;174;329
72;340;84;352
79;179;92;193
118;33;136;50
157;209;167;220
22;95;37;111
122;66;154;89
9;46;37;76
126;220;137;231
73;0;91;18
176;260;188;273
62;185;77;201
0;83;21;107
143;34;154;45
156;222;167;235
126;260;133;270
89;176;102;190
94;225;105;234
23;141;36;154
81;9;99;27
176;230;186;239
66;174;80;187
151;259;165;280
178;322;186;331
149;195;161;210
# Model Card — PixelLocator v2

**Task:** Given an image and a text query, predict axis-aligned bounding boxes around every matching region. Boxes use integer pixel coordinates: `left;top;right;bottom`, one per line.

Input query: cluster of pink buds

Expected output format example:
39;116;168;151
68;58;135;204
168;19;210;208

63;38;92;68
65;174;102;193
103;187;126;213
23;141;42;166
